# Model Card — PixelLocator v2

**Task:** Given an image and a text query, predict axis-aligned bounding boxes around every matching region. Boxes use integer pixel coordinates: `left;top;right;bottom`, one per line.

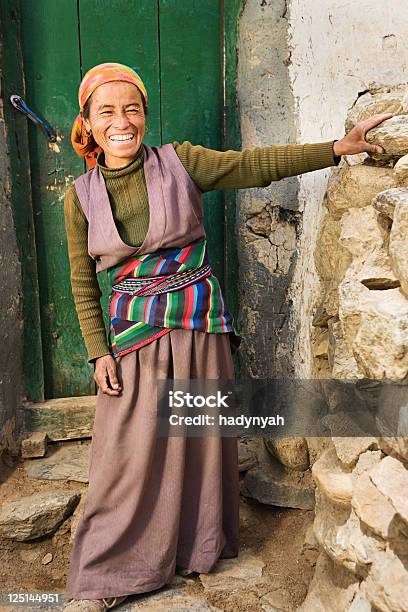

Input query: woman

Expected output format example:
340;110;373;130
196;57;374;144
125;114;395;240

63;62;391;611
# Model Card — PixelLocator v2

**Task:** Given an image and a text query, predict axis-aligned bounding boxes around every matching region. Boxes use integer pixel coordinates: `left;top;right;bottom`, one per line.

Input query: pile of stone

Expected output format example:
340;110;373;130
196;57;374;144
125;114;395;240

303;84;408;611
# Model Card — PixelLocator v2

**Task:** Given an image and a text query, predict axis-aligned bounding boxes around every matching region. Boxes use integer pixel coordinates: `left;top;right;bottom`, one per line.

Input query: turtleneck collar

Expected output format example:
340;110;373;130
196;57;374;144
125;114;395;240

97;143;145;178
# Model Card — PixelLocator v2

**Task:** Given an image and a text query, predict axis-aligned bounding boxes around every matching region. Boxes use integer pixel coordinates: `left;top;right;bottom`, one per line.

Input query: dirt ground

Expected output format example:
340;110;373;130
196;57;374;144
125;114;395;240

0;449;317;612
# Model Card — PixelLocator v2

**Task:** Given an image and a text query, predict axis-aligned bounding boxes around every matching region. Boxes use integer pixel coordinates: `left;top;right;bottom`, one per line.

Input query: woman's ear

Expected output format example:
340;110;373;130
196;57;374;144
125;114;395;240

81;114;92;135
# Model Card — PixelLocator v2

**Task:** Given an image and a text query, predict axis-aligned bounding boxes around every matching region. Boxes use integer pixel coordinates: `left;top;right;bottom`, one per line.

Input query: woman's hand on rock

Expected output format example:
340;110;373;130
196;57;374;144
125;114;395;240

94;354;122;396
333;113;394;157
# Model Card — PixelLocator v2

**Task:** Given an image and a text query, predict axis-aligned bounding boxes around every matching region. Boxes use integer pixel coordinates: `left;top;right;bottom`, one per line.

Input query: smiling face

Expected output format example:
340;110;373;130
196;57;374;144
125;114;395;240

82;81;146;168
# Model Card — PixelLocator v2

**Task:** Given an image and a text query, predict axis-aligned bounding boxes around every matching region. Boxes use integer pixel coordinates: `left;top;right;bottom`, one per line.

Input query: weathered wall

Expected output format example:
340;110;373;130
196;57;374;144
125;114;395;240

0;14;24;456
237;0;300;378
236;0;408;377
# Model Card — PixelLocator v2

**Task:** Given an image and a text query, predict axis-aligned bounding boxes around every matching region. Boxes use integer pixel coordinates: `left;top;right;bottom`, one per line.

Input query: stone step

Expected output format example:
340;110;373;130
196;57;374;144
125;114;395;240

24;441;90;483
23;395;96;441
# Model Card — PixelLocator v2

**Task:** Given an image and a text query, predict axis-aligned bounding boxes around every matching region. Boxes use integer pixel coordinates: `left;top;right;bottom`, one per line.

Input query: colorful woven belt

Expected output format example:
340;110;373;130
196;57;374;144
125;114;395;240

107;239;241;358
111;263;212;297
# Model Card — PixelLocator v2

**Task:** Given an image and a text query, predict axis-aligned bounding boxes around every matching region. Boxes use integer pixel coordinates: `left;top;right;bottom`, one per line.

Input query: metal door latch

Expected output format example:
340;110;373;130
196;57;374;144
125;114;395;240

9;94;62;153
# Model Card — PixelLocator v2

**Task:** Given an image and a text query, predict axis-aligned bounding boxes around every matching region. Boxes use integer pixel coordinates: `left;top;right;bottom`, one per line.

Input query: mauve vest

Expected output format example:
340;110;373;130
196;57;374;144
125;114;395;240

74;143;206;273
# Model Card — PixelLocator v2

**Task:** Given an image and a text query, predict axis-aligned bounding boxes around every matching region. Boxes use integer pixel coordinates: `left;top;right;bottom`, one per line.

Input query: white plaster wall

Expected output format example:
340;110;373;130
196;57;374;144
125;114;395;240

287;0;408;375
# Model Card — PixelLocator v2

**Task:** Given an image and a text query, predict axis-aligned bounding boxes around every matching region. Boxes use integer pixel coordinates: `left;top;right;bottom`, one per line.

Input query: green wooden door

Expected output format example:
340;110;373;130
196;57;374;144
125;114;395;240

20;0;226;401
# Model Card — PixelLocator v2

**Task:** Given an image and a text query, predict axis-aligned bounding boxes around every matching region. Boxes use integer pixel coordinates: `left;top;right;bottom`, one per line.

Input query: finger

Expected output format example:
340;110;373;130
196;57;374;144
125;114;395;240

101;374;121;396
94;368;120;396
362;141;385;155
107;363;121;390
103;387;121;396
361;113;394;133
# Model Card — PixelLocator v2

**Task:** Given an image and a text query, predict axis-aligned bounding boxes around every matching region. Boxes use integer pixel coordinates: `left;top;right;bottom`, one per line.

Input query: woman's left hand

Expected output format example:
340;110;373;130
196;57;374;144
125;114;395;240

333;113;394;157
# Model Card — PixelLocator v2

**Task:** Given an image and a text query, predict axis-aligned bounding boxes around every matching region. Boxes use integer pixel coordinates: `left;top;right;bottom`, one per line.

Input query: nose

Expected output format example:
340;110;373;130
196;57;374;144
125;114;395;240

112;111;131;130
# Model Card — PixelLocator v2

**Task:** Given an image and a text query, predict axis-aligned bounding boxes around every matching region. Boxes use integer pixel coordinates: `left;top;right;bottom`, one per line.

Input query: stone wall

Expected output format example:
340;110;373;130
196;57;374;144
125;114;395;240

236;3;408;610
300;98;408;612
236;0;408;378
239;101;408;612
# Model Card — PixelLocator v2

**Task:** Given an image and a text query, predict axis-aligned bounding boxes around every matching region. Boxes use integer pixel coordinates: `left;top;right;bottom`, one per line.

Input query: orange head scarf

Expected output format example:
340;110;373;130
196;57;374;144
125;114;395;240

71;62;148;169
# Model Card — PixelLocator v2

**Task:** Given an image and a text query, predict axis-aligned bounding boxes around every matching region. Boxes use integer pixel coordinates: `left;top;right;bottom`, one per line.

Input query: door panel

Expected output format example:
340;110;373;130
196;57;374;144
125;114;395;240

159;0;225;285
78;0;161;144
21;0;90;398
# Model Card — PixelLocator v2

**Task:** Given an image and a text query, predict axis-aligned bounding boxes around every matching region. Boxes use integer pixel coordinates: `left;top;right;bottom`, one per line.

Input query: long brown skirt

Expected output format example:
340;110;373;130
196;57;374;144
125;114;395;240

65;329;239;599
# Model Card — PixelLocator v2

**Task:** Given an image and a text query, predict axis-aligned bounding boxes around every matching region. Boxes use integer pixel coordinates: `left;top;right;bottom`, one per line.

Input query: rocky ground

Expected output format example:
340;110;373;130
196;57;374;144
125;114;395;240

0;438;318;612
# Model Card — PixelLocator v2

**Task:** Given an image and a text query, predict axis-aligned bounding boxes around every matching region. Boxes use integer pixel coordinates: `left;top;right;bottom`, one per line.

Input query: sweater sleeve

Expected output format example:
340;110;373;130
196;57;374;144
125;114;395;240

63;184;112;363
172;140;340;192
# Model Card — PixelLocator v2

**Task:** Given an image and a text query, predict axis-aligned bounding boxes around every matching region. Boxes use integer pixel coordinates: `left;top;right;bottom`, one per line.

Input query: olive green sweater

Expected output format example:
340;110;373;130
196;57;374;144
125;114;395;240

64;139;339;362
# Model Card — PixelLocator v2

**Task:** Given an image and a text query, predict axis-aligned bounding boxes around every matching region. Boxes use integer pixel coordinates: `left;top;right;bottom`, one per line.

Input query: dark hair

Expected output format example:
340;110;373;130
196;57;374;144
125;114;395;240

82;89;148;119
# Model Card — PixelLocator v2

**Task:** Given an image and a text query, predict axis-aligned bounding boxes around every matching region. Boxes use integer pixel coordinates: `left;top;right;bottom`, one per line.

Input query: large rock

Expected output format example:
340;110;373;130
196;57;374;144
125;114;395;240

259;588;293;611
25;442;90;483
394;154;408;186
372;187;408;220
376;437;408;463
375;383;408;458
238;441;258;472
0;491;80;541
321;284;341;319
353;449;384;479
339;206;385;257
327;318;364;380
241;459;315;510
315;212;352;284
23;395;96;441
389;194;408;297
322;510;384;575
21;431;48;459
313;488;352;548
366;115;408;157
331;437;378;470
343;249;400;291
345;89;408;134
130;590;222;611
199;549;265;592
369;456;408;527
346;590;374;612
311;447;353;505
364;550;408;612
338;206;399;290
297;550;359;612
263;436;310;471
326;164;396;217
352;465;396;540
338;280;408;380
313;329;329;359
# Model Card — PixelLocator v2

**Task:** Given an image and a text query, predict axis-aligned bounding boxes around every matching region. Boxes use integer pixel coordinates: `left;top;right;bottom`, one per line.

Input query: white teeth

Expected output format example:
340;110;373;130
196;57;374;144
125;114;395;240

109;134;134;142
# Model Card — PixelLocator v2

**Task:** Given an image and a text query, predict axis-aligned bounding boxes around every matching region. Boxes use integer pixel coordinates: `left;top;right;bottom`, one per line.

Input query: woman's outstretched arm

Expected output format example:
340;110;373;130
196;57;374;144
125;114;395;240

174;113;392;192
